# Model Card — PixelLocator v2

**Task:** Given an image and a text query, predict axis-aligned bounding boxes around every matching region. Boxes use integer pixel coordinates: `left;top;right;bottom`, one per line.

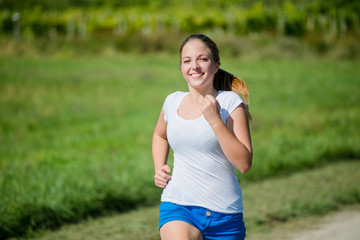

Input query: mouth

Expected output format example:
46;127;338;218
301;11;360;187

190;73;204;78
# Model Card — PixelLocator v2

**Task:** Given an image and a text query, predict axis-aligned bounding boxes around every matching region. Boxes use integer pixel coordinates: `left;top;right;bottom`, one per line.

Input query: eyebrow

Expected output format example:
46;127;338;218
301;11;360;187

182;54;210;60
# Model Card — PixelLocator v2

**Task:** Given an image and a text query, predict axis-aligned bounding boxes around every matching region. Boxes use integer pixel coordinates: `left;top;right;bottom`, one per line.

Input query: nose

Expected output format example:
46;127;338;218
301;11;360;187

191;61;200;70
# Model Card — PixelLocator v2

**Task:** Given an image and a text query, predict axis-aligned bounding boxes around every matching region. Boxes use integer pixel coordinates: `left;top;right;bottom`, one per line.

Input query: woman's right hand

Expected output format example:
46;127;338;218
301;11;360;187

154;165;171;188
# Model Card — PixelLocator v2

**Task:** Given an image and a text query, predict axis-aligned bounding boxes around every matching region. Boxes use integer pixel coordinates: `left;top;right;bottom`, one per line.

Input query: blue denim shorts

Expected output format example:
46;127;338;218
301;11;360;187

159;201;246;240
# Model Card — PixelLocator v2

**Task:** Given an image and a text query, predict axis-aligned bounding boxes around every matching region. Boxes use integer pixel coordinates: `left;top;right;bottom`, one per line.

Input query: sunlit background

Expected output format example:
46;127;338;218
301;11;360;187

1;0;359;58
1;0;359;239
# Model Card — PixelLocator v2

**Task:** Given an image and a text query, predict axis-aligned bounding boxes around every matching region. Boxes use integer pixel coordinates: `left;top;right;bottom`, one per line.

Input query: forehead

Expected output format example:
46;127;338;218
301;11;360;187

181;39;211;57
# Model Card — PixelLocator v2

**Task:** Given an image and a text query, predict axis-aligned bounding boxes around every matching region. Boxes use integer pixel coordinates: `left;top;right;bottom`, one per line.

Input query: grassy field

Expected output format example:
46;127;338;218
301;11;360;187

28;161;360;240
0;55;359;238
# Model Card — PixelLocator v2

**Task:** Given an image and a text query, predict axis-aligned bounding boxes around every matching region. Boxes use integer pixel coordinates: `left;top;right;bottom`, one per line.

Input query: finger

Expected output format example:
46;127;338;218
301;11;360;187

205;95;218;108
198;96;211;110
162;165;171;174
156;170;171;181
206;95;219;108
154;173;170;188
155;166;171;181
205;94;216;102
161;166;172;180
154;177;168;187
154;175;167;187
154;179;167;188
205;95;220;109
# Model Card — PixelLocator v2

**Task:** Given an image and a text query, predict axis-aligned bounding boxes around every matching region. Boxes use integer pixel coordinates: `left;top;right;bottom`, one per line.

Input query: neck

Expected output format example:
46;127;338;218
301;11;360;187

188;86;218;103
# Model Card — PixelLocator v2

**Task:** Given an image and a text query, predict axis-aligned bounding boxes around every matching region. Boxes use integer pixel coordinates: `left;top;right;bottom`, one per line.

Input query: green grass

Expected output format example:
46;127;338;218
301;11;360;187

233;59;360;181
0;55;359;238
28;161;360;240
0;55;184;238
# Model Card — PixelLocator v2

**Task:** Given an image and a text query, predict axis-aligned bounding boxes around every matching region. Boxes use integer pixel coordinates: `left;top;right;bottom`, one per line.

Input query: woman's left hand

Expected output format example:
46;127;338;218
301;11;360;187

198;95;221;125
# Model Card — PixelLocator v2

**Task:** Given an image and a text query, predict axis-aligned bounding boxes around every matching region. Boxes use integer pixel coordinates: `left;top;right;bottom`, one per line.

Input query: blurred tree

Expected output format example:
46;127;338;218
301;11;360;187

0;0;172;9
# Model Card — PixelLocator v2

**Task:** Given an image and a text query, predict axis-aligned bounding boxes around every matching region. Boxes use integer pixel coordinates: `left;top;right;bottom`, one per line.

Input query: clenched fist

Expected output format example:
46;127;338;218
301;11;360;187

198;94;221;125
154;165;171;188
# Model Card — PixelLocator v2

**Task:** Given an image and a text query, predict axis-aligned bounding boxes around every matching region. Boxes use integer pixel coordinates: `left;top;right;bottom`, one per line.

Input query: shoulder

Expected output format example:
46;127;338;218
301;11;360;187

217;91;244;120
166;91;187;99
217;91;244;105
164;91;186;103
163;91;187;109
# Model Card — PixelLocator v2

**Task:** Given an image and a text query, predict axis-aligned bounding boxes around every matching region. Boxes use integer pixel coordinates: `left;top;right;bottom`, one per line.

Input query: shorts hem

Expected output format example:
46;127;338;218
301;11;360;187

158;218;198;232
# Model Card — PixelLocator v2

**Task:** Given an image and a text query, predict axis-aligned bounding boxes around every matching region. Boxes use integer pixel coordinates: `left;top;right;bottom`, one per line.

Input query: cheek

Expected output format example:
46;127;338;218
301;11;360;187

180;65;188;75
213;63;220;73
204;63;217;73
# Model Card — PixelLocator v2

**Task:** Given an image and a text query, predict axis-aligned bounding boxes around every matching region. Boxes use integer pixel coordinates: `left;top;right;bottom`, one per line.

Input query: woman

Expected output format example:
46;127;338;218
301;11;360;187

152;34;253;240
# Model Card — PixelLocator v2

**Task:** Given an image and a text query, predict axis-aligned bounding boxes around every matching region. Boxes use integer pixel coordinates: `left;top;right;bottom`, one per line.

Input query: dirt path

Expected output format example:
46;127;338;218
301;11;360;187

289;209;360;240
247;205;360;240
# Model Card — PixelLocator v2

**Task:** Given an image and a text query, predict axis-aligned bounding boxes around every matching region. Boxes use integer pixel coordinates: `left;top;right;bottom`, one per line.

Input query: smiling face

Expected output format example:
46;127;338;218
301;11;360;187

180;39;220;91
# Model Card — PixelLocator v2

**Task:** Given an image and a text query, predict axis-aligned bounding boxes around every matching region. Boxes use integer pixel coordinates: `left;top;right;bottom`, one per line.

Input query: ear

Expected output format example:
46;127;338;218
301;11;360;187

215;62;221;73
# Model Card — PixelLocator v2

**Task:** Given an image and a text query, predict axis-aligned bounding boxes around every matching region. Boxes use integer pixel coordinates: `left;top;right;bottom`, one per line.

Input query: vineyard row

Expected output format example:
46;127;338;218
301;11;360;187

1;2;359;41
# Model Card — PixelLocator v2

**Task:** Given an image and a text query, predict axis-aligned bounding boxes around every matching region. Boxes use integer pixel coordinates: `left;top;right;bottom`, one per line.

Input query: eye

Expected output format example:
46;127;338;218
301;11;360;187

183;60;190;64
201;58;209;61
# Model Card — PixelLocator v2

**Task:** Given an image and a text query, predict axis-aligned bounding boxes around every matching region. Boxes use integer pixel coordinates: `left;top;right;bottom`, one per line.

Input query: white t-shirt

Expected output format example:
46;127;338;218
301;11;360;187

161;90;244;213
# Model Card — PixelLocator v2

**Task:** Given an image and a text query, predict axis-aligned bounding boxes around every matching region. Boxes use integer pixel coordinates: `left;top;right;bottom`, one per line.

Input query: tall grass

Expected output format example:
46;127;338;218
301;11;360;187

0;55;359;238
29;161;360;240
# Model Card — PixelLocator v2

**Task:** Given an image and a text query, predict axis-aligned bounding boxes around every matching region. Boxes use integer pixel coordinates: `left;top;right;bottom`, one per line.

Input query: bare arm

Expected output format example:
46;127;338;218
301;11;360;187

152;109;172;188
199;95;253;173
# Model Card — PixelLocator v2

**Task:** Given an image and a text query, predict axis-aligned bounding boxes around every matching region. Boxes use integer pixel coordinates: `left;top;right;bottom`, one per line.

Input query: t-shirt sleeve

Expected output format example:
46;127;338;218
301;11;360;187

227;91;244;114
162;92;180;122
218;91;244;123
162;95;169;122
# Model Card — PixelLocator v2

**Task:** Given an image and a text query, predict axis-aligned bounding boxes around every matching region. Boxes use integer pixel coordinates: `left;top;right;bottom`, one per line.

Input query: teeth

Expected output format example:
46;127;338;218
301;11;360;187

192;73;203;77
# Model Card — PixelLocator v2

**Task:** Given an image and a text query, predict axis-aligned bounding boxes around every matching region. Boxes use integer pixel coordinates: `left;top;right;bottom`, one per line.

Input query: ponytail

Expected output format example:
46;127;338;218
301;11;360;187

214;68;252;120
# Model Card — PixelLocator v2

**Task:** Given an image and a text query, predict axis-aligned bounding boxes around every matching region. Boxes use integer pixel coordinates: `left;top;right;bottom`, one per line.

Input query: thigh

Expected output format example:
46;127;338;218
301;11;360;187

160;220;203;240
203;212;246;240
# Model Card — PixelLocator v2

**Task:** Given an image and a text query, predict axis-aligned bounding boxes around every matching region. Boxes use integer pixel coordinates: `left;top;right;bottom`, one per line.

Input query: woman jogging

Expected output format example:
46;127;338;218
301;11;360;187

152;33;253;240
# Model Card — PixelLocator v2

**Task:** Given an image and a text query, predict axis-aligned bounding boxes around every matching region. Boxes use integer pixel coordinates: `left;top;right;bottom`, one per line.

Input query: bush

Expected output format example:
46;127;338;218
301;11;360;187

1;1;359;43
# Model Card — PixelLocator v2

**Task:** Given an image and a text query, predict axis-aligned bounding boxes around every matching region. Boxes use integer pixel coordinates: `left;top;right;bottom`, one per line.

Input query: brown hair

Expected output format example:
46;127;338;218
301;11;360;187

180;34;251;120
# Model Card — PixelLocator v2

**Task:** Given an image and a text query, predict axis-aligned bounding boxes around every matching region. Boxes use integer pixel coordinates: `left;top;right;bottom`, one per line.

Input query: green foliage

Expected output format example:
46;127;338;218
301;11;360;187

245;2;277;33
0;56;360;239
0;0;359;43
283;2;307;36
